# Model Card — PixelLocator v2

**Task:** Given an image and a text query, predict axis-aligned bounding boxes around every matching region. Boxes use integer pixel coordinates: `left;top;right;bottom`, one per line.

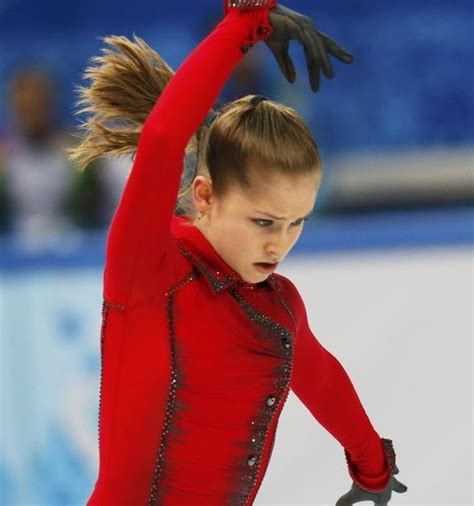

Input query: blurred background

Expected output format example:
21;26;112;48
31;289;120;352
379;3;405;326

0;0;472;504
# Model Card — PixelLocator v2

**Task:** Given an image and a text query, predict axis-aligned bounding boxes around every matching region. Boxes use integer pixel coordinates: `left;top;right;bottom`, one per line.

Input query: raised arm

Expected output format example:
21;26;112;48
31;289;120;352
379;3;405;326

104;2;276;307
287;281;391;491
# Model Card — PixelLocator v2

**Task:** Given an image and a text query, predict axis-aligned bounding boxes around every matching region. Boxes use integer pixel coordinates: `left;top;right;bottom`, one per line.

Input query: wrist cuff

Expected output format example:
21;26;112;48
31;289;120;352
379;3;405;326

227;0;276;8
344;437;397;493
224;0;277;18
224;6;275;54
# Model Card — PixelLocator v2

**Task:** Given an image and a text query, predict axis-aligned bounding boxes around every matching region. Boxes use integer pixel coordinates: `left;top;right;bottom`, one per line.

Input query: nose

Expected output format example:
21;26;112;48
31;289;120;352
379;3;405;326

265;234;291;261
266;222;304;260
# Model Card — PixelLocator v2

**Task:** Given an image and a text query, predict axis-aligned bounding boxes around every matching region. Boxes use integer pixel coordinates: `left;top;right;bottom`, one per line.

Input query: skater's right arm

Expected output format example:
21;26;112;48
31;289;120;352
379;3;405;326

103;2;276;307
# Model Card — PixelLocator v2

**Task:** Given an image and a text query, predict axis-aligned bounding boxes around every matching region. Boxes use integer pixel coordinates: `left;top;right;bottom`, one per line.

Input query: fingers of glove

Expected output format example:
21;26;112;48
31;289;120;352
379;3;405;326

392;476;408;493
318;30;354;64
336;490;359;505
302;43;320;92
266;41;296;83
336;487;379;505
295;24;321;92
335;490;353;505
305;24;335;79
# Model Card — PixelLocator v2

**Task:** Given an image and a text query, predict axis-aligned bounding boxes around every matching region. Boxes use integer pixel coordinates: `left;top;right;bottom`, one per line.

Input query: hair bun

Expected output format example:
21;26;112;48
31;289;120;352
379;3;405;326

250;95;268;106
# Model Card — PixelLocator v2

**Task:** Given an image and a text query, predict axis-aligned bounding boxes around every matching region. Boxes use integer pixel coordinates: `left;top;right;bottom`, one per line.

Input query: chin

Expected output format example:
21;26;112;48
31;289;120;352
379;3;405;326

239;266;269;284
254;273;270;283
242;273;265;284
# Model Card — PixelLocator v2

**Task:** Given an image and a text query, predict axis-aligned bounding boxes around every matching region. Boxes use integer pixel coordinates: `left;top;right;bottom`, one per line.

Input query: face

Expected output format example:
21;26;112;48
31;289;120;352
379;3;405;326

192;170;321;284
10;73;53;139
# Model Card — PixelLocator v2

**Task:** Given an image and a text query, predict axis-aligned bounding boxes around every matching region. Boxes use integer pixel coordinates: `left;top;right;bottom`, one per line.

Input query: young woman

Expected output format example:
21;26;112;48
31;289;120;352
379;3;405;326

70;1;408;504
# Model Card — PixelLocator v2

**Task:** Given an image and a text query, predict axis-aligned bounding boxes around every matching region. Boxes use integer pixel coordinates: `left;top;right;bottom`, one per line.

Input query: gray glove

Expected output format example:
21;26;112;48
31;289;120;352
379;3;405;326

266;4;354;92
336;467;408;505
336;438;408;505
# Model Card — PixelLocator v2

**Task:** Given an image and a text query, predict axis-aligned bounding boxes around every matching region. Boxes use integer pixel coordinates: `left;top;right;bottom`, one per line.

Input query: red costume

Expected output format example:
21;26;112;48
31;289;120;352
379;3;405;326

87;2;391;504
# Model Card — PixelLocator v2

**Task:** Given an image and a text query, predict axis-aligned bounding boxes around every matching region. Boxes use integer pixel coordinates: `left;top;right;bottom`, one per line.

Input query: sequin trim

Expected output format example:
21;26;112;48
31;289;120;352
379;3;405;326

344;437;397;493
230;288;293;345
228;0;274;8
273;289;296;325
225;288;295;505
98;299;125;455
267;273;283;293
163;269;199;297
226;0;275;54
147;271;197;505
176;241;238;293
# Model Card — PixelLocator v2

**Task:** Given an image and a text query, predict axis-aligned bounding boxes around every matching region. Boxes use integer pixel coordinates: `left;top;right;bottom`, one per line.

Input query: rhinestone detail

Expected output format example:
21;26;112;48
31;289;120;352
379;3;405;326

267;273;283;293
176;241;238;293
247;455;257;466
343;437;398;493
230;288;293;345
147;271;197;505
228;0;274;8
98;300;125;454
225;0;275;55
266;396;276;407
163;269;199;297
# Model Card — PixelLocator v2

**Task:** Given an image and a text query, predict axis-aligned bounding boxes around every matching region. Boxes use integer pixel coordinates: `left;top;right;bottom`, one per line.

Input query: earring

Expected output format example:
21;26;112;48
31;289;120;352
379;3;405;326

197;212;204;220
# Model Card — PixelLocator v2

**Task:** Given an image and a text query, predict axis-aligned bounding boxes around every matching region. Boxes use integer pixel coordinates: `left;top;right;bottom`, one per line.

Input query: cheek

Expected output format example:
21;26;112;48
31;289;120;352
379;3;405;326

287;228;303;250
293;227;304;242
222;223;257;257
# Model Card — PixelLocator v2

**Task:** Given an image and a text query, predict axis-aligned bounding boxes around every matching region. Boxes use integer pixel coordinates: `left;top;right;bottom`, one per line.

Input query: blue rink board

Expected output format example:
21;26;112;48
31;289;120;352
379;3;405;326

0;206;472;272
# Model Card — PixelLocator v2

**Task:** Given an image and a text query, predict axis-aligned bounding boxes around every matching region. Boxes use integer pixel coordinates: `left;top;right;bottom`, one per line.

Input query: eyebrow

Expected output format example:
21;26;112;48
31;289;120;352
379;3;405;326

253;208;314;221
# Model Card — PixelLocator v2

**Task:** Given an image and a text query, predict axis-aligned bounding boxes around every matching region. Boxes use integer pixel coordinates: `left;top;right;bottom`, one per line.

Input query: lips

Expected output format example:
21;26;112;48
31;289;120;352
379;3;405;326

254;262;279;273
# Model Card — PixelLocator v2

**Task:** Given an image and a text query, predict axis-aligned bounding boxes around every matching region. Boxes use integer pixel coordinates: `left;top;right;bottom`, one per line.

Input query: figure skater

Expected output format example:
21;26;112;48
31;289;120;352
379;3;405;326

69;1;408;504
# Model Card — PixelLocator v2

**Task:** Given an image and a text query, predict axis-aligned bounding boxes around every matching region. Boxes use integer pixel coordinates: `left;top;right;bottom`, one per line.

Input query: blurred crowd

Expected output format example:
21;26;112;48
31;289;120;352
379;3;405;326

1;3;471;252
0;66;133;249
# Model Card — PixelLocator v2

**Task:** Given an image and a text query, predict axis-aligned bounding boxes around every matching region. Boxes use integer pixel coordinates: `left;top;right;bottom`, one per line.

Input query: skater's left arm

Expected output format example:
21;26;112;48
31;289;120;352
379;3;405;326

290;303;390;489
284;278;405;494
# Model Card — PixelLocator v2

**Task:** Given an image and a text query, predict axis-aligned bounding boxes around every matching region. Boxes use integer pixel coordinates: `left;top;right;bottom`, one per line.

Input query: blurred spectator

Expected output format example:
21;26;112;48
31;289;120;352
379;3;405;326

0;66;109;247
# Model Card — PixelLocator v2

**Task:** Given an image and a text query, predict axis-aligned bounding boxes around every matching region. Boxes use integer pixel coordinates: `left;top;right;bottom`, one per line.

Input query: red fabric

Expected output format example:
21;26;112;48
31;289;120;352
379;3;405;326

87;5;389;505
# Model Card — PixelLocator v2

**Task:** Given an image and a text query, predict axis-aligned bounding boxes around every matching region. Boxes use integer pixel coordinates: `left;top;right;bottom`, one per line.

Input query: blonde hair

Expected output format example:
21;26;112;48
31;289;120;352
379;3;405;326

68;35;174;167
68;35;322;219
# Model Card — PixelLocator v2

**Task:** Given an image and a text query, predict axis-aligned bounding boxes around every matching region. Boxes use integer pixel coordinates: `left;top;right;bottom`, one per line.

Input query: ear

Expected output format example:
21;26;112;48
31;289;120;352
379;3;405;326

192;175;214;214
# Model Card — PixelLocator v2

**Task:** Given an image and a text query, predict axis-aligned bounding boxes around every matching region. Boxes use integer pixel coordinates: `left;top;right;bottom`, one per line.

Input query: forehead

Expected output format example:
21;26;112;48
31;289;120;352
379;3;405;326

226;171;320;213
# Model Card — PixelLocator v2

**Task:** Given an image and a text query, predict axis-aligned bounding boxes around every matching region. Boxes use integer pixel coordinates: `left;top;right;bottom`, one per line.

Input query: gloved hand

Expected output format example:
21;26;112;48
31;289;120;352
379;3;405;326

265;3;354;92
336;466;408;505
336;438;408;505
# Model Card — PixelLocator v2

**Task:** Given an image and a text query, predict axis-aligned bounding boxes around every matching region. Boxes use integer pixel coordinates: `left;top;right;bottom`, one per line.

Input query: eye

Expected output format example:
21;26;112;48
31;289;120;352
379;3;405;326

293;218;309;226
253;219;273;227
253;217;309;228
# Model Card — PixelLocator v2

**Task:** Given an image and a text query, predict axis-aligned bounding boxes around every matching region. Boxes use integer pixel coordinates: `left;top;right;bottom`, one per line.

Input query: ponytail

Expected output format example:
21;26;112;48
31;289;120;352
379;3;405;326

67;34;175;169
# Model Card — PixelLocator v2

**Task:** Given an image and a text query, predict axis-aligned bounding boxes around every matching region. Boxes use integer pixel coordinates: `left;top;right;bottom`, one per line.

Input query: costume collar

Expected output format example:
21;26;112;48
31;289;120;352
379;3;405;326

170;214;281;294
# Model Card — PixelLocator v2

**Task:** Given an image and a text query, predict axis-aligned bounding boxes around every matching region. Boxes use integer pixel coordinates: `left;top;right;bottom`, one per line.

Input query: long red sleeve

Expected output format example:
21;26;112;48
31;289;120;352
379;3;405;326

103;7;274;308
288;279;391;490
